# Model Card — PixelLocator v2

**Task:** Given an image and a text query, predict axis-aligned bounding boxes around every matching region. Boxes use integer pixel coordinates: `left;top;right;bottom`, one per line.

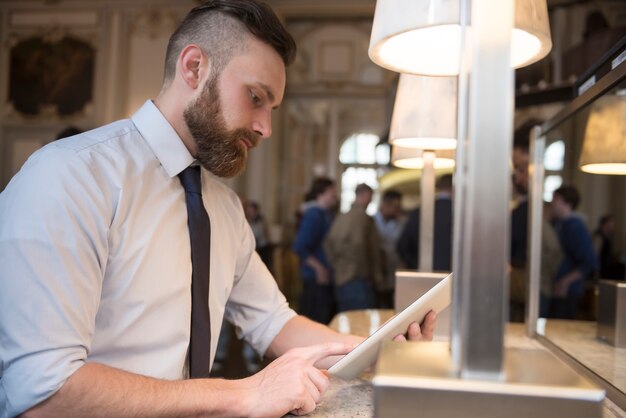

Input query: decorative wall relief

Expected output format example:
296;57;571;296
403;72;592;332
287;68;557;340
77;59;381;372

287;20;390;91
129;9;181;39
8;34;95;117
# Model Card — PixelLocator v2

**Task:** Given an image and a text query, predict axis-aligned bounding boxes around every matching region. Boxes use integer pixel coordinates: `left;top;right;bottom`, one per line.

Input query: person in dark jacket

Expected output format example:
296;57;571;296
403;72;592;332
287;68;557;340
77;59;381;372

292;177;338;323
397;174;453;271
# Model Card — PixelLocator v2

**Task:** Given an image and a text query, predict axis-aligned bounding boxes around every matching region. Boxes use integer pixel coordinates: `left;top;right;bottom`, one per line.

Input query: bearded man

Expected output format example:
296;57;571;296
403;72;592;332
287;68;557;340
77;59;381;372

0;2;436;417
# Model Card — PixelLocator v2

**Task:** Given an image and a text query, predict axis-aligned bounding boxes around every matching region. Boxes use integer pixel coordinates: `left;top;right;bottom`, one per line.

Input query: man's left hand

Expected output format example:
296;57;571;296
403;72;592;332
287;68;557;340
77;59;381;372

392;310;437;342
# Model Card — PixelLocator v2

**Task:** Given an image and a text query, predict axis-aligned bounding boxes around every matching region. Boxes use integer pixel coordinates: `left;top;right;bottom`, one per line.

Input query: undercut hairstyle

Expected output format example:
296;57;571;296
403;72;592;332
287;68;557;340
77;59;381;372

163;0;296;87
553;185;580;210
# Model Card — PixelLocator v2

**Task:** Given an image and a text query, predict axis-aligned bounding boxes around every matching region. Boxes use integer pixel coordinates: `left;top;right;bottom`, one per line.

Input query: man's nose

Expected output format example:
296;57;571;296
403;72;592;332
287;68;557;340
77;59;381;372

252;110;272;138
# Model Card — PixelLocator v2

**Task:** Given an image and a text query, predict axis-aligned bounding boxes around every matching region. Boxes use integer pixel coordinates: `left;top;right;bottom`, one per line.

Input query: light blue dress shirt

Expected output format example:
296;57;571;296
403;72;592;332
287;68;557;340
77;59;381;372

0;100;295;417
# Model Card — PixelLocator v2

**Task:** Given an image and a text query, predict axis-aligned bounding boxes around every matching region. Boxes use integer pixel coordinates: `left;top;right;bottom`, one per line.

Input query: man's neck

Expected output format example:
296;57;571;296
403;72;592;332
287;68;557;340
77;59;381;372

154;89;196;156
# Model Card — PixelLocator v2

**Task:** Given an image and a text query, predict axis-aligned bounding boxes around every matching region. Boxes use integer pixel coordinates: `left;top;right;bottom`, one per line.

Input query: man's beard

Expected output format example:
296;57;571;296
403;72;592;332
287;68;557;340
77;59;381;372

183;77;259;178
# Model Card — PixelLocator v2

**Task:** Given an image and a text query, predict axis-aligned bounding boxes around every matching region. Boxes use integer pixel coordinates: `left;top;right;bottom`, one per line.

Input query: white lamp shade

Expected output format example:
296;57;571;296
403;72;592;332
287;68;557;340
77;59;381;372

369;0;552;76
389;74;457;149
391;146;455;169
579;94;626;175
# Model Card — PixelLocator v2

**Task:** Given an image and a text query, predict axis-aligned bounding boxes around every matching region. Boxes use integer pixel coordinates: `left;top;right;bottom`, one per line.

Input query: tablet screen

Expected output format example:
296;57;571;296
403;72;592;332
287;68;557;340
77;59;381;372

328;272;452;380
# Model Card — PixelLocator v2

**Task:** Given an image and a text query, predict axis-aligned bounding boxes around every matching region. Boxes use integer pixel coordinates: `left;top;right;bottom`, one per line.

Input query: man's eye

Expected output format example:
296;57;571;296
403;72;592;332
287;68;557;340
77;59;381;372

250;91;262;106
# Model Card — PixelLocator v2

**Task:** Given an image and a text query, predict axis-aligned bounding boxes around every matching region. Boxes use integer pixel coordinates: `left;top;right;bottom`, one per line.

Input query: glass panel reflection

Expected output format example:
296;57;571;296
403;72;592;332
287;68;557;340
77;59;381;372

536;77;626;400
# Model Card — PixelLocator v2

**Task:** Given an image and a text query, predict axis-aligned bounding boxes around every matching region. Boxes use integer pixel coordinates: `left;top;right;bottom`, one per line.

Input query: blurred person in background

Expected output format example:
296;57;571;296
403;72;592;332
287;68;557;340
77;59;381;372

397;174;453;272
374;189;405;308
508;119;561;321
292;177;338;324
593;214;625;280
243;199;272;270
325;184;382;312
549;185;598;319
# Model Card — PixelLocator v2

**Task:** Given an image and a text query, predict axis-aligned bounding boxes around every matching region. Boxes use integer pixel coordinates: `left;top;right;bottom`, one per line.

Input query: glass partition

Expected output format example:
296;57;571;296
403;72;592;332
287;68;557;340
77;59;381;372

530;63;626;409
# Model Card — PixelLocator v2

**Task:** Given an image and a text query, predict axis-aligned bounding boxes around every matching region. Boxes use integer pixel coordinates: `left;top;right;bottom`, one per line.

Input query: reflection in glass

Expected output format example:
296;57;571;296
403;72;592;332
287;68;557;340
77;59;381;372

533;76;626;405
543;175;563;202
544;140;565;171
579;94;626;175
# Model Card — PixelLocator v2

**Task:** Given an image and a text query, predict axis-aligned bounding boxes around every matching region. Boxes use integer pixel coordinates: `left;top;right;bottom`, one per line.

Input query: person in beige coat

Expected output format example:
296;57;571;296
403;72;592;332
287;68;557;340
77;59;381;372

325;184;383;312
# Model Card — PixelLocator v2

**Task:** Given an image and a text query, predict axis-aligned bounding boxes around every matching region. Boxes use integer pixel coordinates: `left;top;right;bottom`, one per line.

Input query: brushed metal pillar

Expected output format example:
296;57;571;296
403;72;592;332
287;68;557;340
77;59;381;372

526;126;546;335
451;0;514;380
419;151;436;272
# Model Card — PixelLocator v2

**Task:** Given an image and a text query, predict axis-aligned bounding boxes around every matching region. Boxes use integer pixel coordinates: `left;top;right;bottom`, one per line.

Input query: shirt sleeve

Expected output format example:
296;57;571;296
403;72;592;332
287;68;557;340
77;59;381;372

0;146;110;417
223;202;296;358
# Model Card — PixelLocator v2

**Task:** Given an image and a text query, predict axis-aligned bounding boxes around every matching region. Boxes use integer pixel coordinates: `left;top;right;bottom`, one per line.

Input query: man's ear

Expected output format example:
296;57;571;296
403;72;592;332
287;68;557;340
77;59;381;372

178;44;209;90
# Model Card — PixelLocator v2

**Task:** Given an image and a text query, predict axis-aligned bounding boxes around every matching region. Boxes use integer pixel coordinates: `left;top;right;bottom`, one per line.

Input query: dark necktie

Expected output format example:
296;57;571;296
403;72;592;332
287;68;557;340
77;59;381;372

178;165;211;378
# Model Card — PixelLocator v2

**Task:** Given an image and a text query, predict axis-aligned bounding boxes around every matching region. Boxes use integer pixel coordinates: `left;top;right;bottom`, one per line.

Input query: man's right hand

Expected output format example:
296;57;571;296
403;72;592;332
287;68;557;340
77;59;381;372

240;342;354;417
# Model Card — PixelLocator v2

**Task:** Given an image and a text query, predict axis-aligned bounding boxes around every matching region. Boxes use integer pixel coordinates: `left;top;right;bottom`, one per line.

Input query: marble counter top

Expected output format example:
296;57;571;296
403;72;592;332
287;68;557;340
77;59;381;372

297;310;626;418
542;320;626;395
298;375;626;418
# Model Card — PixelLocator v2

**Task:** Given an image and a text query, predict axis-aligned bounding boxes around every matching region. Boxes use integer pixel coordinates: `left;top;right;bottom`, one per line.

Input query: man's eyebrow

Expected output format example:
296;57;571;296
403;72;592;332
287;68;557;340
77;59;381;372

258;83;279;109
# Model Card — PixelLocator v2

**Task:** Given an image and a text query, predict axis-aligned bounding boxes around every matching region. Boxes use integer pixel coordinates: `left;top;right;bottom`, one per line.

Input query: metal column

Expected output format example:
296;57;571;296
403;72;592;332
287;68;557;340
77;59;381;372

526;126;546;336
451;0;514;380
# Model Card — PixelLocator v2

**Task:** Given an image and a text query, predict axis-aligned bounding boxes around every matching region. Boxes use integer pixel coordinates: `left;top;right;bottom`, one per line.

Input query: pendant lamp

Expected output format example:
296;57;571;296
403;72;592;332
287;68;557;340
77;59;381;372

369;0;551;76
389;73;457;149
579;93;626;175
391;145;455;169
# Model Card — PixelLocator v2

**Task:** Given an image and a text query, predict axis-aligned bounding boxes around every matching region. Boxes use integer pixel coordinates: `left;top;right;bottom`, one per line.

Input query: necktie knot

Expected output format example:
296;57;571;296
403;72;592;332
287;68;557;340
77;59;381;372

178;166;202;194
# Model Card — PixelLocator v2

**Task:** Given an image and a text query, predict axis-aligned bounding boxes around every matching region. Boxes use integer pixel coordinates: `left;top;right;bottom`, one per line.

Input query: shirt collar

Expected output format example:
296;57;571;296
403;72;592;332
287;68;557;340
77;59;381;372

131;100;195;178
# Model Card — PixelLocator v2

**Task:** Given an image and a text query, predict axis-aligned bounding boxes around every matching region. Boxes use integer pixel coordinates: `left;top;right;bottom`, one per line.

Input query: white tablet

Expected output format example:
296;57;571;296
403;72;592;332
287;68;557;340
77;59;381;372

327;272;452;380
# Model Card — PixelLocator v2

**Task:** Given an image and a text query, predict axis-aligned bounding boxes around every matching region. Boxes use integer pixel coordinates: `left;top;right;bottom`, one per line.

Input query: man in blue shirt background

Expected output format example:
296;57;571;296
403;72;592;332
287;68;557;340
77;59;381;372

549;185;598;319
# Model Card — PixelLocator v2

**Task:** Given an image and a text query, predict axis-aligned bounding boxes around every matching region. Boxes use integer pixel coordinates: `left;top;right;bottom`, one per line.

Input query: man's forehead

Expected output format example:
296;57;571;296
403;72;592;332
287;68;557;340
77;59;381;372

222;47;285;100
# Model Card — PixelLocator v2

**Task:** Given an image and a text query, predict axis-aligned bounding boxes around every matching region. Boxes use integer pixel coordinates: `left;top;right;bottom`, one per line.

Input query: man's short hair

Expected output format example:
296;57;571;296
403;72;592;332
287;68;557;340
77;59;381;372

307;177;334;201
163;0;296;86
355;183;373;195
382;189;402;203
513;119;542;153
553;185;580;210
